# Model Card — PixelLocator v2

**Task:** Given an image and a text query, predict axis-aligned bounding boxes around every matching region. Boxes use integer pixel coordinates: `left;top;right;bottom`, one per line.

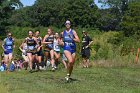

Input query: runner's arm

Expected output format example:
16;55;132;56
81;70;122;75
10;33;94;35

33;37;39;48
42;35;53;44
2;38;6;50
73;30;80;43
58;32;64;46
19;43;23;52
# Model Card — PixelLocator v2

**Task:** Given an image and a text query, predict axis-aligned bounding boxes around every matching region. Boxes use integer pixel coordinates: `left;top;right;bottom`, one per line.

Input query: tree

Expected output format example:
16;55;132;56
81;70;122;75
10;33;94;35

0;0;23;38
120;1;140;37
97;0;139;31
9;0;100;28
62;0;99;27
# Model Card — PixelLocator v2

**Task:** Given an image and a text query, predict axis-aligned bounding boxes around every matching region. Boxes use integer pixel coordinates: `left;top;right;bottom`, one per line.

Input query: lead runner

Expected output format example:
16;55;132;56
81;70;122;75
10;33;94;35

59;20;80;81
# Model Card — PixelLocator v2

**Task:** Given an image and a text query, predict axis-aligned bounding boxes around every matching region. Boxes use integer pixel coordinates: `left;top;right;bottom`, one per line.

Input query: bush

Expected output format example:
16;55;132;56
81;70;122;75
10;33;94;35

0;26;139;66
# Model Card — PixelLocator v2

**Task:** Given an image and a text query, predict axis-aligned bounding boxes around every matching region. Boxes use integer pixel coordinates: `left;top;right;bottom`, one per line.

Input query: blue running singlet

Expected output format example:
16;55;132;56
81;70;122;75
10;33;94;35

4;37;14;54
63;29;76;54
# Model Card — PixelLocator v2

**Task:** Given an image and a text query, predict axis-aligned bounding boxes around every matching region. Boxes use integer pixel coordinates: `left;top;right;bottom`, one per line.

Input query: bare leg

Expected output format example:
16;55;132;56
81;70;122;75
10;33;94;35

22;55;29;70
86;59;90;68
27;53;33;70
54;52;60;67
82;58;86;68
44;51;49;66
4;55;9;69
64;50;75;77
35;54;40;70
62;60;67;69
8;53;13;63
50;50;55;68
38;55;42;69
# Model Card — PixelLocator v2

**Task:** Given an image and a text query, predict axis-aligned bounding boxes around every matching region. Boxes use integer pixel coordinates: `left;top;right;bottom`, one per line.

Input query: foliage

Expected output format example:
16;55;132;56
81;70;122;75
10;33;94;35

120;2;140;37
98;0;139;31
9;0;99;28
0;0;140;63
0;0;23;36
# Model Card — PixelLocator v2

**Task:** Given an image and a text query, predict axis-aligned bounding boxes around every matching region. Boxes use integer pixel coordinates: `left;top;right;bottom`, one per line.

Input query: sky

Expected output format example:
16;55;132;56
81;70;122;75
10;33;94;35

20;0;36;7
20;0;104;8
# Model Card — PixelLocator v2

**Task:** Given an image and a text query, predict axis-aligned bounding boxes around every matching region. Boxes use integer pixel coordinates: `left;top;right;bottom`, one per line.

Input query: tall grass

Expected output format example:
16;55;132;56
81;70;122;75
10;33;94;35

1;26;140;67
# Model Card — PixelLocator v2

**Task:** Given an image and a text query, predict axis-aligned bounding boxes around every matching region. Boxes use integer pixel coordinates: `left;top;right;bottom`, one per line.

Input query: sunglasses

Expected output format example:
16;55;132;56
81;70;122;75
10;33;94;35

65;23;71;25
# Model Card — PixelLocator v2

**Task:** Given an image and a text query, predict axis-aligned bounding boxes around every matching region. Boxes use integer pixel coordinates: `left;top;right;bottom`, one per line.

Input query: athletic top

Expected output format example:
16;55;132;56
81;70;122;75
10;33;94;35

36;37;42;46
26;37;36;51
53;38;60;52
45;35;54;49
22;43;28;55
63;29;76;52
4;37;14;50
82;35;92;48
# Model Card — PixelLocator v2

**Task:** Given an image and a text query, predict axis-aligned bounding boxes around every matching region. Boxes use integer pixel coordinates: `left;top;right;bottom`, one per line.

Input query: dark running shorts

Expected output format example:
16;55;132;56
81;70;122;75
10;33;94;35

36;50;43;56
81;48;90;59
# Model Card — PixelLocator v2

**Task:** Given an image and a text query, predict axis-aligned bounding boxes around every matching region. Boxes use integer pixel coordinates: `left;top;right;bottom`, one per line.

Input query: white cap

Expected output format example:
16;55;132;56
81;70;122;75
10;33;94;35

65;20;71;25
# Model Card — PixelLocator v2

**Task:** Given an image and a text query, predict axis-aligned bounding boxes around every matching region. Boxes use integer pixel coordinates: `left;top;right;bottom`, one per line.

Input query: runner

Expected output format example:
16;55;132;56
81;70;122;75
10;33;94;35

19;42;29;70
34;31;43;70
53;33;61;69
81;30;93;68
24;30;39;73
59;20;80;81
42;28;55;71
2;32;15;70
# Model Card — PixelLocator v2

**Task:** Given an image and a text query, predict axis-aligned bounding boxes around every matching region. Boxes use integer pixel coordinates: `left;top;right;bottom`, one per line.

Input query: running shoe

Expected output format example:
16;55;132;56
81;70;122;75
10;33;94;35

54;66;58;70
65;76;69;81
52;67;55;72
39;66;43;70
65;74;70;82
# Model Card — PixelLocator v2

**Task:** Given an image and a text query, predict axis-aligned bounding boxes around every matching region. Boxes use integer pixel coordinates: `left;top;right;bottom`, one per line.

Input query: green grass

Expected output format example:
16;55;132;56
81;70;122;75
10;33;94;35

0;66;140;93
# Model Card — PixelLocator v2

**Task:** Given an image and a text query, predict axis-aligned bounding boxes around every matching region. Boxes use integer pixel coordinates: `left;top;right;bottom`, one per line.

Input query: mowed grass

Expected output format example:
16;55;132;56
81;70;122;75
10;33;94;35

0;66;140;93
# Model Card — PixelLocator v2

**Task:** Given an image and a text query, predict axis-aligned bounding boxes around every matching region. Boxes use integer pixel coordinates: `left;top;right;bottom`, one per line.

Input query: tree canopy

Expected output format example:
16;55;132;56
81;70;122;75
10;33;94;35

0;0;23;36
120;2;140;37
0;0;139;38
10;0;99;28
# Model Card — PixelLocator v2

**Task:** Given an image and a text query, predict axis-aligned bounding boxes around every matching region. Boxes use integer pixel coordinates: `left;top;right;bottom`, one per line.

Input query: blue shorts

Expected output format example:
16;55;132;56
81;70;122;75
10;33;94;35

4;50;13;55
63;46;76;54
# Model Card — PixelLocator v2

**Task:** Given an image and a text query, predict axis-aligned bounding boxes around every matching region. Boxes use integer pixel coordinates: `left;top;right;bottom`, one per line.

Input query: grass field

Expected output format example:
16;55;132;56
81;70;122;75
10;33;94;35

0;65;140;93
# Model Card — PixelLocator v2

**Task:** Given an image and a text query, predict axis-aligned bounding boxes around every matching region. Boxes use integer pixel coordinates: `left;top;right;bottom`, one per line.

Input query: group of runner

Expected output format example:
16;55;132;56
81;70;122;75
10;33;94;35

1;20;93;81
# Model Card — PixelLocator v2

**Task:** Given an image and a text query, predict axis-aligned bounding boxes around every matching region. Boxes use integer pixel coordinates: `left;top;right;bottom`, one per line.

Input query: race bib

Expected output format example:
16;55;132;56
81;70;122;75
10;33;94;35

65;42;73;46
55;45;59;49
7;46;12;49
28;46;34;50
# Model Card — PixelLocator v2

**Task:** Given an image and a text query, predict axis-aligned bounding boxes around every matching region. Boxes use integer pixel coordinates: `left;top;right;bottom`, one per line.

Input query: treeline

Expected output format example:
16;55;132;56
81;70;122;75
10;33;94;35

0;0;140;38
10;0;99;28
0;0;140;47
